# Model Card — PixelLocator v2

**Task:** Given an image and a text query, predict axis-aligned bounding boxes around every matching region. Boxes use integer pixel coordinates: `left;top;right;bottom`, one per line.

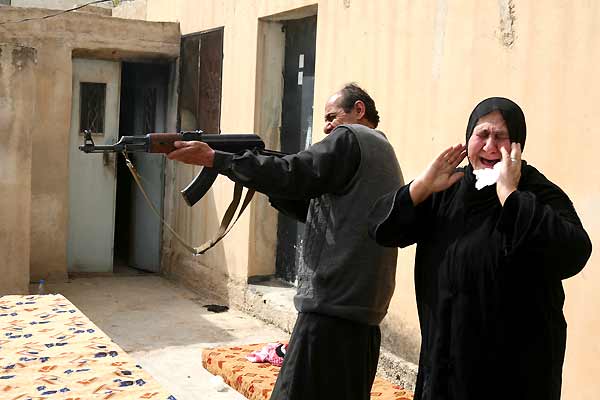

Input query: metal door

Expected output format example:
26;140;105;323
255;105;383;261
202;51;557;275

68;58;121;272
275;16;317;283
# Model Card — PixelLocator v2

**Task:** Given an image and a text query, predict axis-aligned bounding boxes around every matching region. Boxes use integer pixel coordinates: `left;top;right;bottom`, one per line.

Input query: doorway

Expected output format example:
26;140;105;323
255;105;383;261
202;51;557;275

275;16;317;283
114;62;171;273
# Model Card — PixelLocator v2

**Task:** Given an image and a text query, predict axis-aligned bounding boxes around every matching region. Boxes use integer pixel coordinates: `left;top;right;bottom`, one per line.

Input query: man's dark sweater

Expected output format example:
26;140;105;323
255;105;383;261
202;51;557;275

213;124;403;324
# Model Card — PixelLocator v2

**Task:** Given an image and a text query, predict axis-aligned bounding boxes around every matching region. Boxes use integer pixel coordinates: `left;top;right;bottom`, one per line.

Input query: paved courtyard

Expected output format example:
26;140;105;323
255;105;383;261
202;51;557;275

39;271;288;400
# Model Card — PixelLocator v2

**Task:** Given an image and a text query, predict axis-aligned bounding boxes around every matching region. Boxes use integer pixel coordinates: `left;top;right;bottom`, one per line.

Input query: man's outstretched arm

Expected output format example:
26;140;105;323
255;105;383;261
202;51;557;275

167;126;361;200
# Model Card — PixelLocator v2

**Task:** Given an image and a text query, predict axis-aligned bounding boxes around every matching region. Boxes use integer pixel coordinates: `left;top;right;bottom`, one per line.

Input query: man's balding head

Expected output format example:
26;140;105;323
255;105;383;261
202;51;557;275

323;83;380;134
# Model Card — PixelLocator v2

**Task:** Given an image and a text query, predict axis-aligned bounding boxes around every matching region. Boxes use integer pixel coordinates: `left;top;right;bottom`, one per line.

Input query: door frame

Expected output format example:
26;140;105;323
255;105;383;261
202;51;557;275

250;6;318;282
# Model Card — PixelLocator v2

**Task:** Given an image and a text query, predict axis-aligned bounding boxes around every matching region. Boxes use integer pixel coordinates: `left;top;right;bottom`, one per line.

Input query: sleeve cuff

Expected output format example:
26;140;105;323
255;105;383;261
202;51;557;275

497;190;522;233
212;150;233;172
368;182;416;244
397;181;420;224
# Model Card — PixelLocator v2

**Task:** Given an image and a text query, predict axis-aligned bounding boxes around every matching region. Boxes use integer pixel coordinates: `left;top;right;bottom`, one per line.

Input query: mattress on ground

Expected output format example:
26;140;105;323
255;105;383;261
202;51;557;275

202;343;413;400
0;294;175;400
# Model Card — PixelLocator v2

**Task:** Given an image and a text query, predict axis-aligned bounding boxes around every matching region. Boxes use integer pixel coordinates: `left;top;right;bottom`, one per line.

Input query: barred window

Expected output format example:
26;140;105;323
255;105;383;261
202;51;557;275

80;82;106;134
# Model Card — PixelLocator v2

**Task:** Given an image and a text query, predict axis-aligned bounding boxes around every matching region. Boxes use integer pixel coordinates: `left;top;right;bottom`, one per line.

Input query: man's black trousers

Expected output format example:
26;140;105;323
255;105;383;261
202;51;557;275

270;312;381;400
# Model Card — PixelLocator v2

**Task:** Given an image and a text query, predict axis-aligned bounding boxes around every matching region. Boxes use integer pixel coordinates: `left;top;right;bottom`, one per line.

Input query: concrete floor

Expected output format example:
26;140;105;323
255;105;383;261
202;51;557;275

40;270;288;400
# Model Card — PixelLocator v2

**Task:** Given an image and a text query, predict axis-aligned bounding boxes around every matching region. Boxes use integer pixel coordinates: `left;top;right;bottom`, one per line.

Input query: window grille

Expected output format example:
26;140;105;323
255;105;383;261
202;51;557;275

80;82;106;134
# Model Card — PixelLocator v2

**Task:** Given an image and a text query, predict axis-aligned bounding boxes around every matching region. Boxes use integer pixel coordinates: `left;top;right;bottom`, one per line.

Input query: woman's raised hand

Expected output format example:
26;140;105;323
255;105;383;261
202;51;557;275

497;143;522;205
410;144;467;205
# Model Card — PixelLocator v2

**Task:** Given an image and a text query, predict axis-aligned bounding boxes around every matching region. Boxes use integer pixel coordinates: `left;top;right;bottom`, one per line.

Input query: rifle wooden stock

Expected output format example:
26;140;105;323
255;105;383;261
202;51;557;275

147;133;186;153
147;132;266;154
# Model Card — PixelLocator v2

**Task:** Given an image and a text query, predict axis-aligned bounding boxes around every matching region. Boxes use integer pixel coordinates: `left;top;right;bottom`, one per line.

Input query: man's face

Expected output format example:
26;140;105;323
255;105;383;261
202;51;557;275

323;93;361;134
467;110;511;170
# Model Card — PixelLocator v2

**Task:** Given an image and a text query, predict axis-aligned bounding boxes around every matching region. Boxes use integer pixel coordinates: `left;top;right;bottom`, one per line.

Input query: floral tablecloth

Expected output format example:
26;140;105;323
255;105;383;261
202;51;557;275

0;294;175;400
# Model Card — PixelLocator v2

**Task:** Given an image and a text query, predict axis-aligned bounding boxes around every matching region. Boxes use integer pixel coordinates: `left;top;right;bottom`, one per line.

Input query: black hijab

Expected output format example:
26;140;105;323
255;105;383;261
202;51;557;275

462;97;527;211
465;97;527;151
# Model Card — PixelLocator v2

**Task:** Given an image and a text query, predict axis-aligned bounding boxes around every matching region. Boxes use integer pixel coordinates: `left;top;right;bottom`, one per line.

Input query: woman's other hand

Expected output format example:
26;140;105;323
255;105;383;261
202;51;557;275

497;142;522;205
410;144;467;205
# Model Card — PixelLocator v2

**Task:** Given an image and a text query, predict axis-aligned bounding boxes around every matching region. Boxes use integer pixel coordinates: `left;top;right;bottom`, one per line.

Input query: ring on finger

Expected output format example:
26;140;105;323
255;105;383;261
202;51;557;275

510;157;519;163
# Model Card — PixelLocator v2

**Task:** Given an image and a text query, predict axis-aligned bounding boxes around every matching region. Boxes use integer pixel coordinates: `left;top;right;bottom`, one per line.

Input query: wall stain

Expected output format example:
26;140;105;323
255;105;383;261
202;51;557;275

1;44;36;185
498;0;516;47
11;46;37;71
432;0;448;80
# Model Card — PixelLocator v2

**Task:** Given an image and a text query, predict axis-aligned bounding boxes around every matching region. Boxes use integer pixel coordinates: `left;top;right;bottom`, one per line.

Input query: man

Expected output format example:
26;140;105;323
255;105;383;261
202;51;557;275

167;83;404;399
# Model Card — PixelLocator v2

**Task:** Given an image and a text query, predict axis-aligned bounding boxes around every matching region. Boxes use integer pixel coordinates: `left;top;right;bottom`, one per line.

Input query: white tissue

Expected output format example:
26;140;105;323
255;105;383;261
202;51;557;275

210;375;228;392
473;162;501;190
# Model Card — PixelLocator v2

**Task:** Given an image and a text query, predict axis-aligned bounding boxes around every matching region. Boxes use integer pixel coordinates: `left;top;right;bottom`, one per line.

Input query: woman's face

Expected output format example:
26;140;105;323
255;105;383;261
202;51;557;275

467;111;511;170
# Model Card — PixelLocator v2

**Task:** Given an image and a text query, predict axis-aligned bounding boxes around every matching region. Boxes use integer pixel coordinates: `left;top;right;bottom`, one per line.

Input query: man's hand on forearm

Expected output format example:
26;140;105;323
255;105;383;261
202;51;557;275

167;141;215;167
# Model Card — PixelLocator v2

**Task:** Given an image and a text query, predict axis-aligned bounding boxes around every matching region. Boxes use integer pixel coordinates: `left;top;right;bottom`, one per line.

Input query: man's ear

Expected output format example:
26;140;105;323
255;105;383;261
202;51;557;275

354;100;366;119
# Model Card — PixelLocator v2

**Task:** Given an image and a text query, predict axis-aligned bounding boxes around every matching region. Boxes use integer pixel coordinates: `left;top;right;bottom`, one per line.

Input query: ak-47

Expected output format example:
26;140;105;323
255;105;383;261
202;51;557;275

79;130;286;207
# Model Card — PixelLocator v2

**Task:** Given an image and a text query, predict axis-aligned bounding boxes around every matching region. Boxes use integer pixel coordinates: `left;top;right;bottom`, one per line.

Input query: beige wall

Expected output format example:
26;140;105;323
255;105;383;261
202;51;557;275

0;44;36;295
0;7;180;282
147;1;599;398
158;1;318;293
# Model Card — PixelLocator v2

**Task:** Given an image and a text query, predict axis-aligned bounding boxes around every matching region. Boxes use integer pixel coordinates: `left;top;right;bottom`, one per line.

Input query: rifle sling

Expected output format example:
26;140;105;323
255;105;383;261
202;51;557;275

122;152;254;256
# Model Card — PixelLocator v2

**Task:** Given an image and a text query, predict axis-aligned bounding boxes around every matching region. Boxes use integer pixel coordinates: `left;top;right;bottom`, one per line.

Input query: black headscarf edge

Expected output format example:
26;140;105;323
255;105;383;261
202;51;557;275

465;97;527;151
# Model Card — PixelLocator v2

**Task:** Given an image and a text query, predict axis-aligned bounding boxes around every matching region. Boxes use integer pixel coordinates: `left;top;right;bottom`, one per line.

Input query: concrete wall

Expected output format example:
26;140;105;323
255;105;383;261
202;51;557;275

112;0;147;20
9;0;147;18
10;0;112;15
11;0;105;7
0;7;180;283
0;44;37;295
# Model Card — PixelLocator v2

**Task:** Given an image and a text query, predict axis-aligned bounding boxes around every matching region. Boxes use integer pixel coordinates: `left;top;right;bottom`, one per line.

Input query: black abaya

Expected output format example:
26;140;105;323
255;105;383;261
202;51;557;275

369;97;592;400
370;162;591;400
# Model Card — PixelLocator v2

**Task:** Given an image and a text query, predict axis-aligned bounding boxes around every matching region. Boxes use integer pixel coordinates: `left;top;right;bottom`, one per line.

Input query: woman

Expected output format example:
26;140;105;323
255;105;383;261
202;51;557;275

369;97;592;400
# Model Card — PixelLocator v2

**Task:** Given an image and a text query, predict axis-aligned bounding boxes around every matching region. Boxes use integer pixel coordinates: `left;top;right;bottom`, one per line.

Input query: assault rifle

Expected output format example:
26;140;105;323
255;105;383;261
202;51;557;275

79;129;286;207
79;130;287;255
